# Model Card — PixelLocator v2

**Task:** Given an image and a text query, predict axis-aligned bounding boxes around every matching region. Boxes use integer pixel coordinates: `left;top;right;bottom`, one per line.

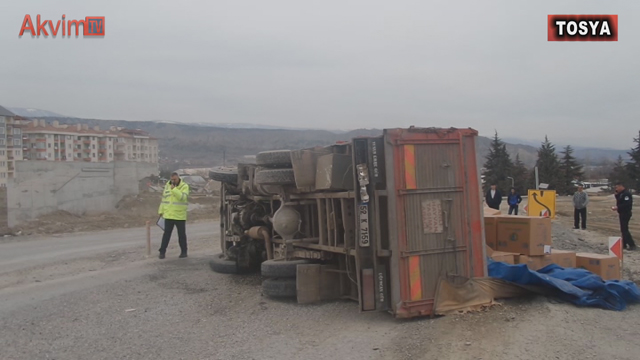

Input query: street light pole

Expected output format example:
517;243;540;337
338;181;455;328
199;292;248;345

507;176;514;188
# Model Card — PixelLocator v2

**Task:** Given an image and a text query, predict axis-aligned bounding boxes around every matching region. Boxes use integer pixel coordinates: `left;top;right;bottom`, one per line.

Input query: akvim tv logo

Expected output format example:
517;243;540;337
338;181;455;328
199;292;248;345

19;15;105;37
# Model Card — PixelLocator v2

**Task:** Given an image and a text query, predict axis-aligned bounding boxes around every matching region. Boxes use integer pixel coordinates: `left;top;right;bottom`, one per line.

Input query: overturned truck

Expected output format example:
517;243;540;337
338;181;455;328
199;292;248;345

209;127;487;318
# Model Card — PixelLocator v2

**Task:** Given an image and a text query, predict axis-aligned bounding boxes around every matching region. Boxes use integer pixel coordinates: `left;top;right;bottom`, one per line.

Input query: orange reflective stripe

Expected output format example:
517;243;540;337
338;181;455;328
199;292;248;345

409;256;422;301
404;145;416;189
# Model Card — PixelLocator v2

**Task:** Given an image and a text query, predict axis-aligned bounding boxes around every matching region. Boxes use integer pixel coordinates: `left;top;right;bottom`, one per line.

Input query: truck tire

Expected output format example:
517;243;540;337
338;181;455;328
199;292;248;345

256;150;292;168
209;254;238;274
255;168;295;185
261;259;311;278
262;278;296;298
209;167;238;184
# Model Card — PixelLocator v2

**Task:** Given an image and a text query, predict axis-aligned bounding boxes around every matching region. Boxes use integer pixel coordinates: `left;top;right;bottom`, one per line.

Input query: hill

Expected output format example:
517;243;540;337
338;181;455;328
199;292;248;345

21;116;624;171
7;107;67;118
27;117;382;169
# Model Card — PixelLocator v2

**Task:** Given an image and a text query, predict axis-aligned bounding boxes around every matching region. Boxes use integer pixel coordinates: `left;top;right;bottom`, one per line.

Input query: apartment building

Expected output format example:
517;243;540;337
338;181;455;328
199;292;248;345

114;128;159;163
23;120;117;162
22;119;158;164
0;106;25;187
0;103;159;185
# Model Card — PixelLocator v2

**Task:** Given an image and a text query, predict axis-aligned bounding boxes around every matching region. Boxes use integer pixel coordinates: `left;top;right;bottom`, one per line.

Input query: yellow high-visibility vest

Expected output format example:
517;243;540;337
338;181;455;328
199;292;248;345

158;180;190;220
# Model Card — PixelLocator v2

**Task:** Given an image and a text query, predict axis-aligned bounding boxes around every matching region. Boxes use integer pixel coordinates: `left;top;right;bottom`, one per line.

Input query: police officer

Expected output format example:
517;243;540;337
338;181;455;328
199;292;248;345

612;182;636;250
158;172;191;259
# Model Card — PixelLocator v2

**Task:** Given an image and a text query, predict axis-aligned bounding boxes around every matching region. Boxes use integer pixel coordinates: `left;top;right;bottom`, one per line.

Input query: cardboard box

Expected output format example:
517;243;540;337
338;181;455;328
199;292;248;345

490;251;518;265
576;253;621;280
519;250;577;271
315;154;354;191
484;215;499;250
496;216;552;256
484;207;502;216
485;245;494;257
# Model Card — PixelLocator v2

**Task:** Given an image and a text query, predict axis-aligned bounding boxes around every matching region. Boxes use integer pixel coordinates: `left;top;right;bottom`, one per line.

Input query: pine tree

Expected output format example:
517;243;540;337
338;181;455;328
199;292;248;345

511;153;529;194
483;131;513;194
557;145;584;195
534;136;561;190
610;155;632;190
626;130;640;192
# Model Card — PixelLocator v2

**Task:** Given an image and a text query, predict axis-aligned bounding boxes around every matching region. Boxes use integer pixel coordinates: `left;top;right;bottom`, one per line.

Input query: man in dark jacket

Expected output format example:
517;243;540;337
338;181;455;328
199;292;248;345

572;184;589;229
612;182;636;250
507;188;522;215
485;183;502;210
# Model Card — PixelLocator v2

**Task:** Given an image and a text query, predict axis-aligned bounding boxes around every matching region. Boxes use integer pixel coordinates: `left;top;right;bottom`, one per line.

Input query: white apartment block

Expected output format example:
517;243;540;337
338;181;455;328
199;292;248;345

0;105;159;183
0;106;25;187
23;120;118;162
21;120;158;164
114;128;159;163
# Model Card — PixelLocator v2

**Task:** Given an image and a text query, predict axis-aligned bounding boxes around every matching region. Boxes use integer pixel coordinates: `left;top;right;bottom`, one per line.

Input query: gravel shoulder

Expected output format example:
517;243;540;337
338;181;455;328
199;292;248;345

1;215;640;359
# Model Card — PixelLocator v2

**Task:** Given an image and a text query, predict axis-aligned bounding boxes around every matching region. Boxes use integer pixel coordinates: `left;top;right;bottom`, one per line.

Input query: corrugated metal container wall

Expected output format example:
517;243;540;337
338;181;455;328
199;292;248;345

384;127;485;318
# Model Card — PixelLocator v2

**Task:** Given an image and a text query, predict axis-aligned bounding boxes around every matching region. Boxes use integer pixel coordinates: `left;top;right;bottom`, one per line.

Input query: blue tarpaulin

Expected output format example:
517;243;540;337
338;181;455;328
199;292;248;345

488;260;640;311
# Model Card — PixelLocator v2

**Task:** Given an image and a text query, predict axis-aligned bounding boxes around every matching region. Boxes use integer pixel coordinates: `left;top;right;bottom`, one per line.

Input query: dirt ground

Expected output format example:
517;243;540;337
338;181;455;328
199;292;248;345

552;195;640;282
1;221;640;360
8;191;218;236
500;195;640;282
554;194;640;240
1;196;640;359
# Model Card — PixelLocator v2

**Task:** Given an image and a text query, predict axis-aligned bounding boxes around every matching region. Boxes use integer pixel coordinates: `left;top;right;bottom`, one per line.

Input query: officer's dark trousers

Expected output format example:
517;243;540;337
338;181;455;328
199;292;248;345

159;219;187;254
619;213;636;248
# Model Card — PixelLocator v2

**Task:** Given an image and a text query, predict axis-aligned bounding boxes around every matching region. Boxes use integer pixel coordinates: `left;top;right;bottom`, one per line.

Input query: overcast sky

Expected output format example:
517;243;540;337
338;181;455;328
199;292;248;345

1;1;638;149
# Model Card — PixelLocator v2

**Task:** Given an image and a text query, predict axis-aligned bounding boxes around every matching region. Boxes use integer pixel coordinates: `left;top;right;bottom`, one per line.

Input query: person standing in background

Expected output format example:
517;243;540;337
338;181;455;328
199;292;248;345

485;183;502;210
612;182;636;250
507;188;522;215
572;184;589;230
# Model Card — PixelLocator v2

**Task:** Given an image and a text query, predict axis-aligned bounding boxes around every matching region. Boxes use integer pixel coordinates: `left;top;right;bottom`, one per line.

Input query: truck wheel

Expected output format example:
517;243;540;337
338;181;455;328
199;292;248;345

261;259;311;278
209;254;238;274
255;168;295;185
209;167;238;184
262;278;296;298
256;150;292;168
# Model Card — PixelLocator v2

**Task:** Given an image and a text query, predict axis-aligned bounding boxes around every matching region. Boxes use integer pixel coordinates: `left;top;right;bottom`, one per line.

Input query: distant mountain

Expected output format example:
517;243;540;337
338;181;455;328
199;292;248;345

502;137;541;147
162;121;353;133
21;115;538;170
7;107;67;118
9;107;350;132
503;137;630;162
571;147;630;163
475;136;539;170
12;107;627;170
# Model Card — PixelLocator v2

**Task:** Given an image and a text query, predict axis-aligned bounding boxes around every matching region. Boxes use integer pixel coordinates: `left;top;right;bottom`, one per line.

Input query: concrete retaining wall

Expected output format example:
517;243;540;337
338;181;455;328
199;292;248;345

7;161;157;227
0;188;7;233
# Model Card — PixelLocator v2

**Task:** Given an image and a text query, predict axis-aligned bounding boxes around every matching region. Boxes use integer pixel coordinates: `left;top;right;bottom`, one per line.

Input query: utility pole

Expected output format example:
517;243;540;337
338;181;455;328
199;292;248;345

535;167;540;190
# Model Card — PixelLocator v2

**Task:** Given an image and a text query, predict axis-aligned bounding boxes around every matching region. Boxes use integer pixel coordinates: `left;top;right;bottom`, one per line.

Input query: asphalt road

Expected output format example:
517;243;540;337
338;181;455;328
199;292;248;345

0;222;217;274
